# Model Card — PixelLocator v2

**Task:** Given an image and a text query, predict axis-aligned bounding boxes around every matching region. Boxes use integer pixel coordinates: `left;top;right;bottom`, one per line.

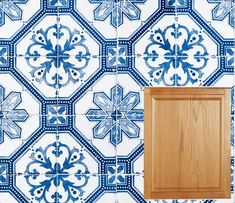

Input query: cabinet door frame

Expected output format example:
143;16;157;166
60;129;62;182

144;87;231;199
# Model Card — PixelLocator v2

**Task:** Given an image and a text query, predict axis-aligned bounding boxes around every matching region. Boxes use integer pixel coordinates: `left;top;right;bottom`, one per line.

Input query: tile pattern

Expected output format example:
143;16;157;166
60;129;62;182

0;0;234;202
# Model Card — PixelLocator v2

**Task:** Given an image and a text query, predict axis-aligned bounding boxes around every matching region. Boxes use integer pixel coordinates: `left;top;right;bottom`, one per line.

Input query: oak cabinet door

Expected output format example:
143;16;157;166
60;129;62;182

144;88;230;199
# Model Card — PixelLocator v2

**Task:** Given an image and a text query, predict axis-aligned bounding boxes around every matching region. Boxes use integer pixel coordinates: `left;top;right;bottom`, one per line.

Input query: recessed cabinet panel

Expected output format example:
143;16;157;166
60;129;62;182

144;88;230;199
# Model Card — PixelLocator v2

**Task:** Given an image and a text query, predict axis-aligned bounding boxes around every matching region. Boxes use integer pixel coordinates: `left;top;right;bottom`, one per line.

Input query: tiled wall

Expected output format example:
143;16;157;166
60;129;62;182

0;0;234;202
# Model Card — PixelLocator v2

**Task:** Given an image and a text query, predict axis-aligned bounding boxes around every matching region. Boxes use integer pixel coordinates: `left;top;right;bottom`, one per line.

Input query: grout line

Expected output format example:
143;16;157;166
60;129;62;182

4;172;144;177
116;3;119;201
5;54;231;58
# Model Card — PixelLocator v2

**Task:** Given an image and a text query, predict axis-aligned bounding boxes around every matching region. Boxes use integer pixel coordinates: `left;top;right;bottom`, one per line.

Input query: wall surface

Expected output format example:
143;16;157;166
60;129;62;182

0;0;234;202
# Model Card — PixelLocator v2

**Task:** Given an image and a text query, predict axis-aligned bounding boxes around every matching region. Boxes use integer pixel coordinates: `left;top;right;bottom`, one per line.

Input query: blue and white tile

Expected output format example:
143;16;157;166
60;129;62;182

14;173;58;202
116;120;144;169
73;0;118;40
174;56;219;87
0;115;41;166
211;71;235;87
0;0;43;53
178;56;235;87
0;46;9;63
0;0;233;202
175;14;222;57
134;55;176;87
55;131;99;175
57;55;103;99
56;174;116;203
116;174;146;203
57;14;100;57
48;0;69;8
14;129;57;175
117;72;144;91
74;72;117;115
171;0;189;8
135;55;234;87
47;104;68;125
0;188;21;203
14;14;59;57
16;56;59;100
191;0;235;40
117;144;144;176
117;0;160;40
113;74;144;174
0;71;41;115
75;115;117;159
133;14;177;57
0;163;8;180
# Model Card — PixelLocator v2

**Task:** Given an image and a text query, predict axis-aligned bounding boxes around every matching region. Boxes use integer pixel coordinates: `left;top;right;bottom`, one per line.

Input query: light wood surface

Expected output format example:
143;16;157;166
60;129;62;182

144;88;231;199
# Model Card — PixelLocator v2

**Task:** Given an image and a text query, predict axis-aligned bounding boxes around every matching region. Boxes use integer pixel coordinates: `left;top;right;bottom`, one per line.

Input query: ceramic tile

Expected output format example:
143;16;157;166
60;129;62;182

14;56;59;101
174;55;218;86
0;0;234;202
131;15;178;58
175;14;218;57
131;55;178;87
14;174;58;202
190;0;235;41
116;174;146;203
0;1;47;56
189;56;235;87
117;72;144;91
57;56;111;100
117;0;163;43
73;72;117;115
0;116;48;174
56;174;117;203
0;71;41;116
74;115;117;161
12;14;59;57
11;119;57;175
73;1;118;41
55;130;101;175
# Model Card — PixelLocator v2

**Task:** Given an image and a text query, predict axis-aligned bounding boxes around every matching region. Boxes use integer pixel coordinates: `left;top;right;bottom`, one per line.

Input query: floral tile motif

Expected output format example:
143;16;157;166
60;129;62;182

86;84;144;146
0;0;234;202
90;0;146;28
208;0;235;28
0;84;29;144
75;115;117;159
0;0;27;27
0;0;42;44
192;0;234;39
12;174;116;203
47;105;68;126
13;124;57;174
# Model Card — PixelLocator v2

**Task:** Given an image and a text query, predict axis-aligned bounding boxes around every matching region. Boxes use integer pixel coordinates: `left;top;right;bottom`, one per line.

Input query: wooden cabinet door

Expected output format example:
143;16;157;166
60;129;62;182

144;88;230;199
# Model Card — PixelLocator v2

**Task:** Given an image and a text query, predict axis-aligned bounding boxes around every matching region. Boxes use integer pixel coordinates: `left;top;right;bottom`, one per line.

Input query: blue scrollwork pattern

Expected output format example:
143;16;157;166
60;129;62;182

26;24;91;88
25;141;90;202
144;24;208;86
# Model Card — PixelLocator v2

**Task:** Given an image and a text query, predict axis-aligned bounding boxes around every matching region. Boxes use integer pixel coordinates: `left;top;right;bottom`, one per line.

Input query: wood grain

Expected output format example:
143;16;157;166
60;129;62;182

144;88;231;199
